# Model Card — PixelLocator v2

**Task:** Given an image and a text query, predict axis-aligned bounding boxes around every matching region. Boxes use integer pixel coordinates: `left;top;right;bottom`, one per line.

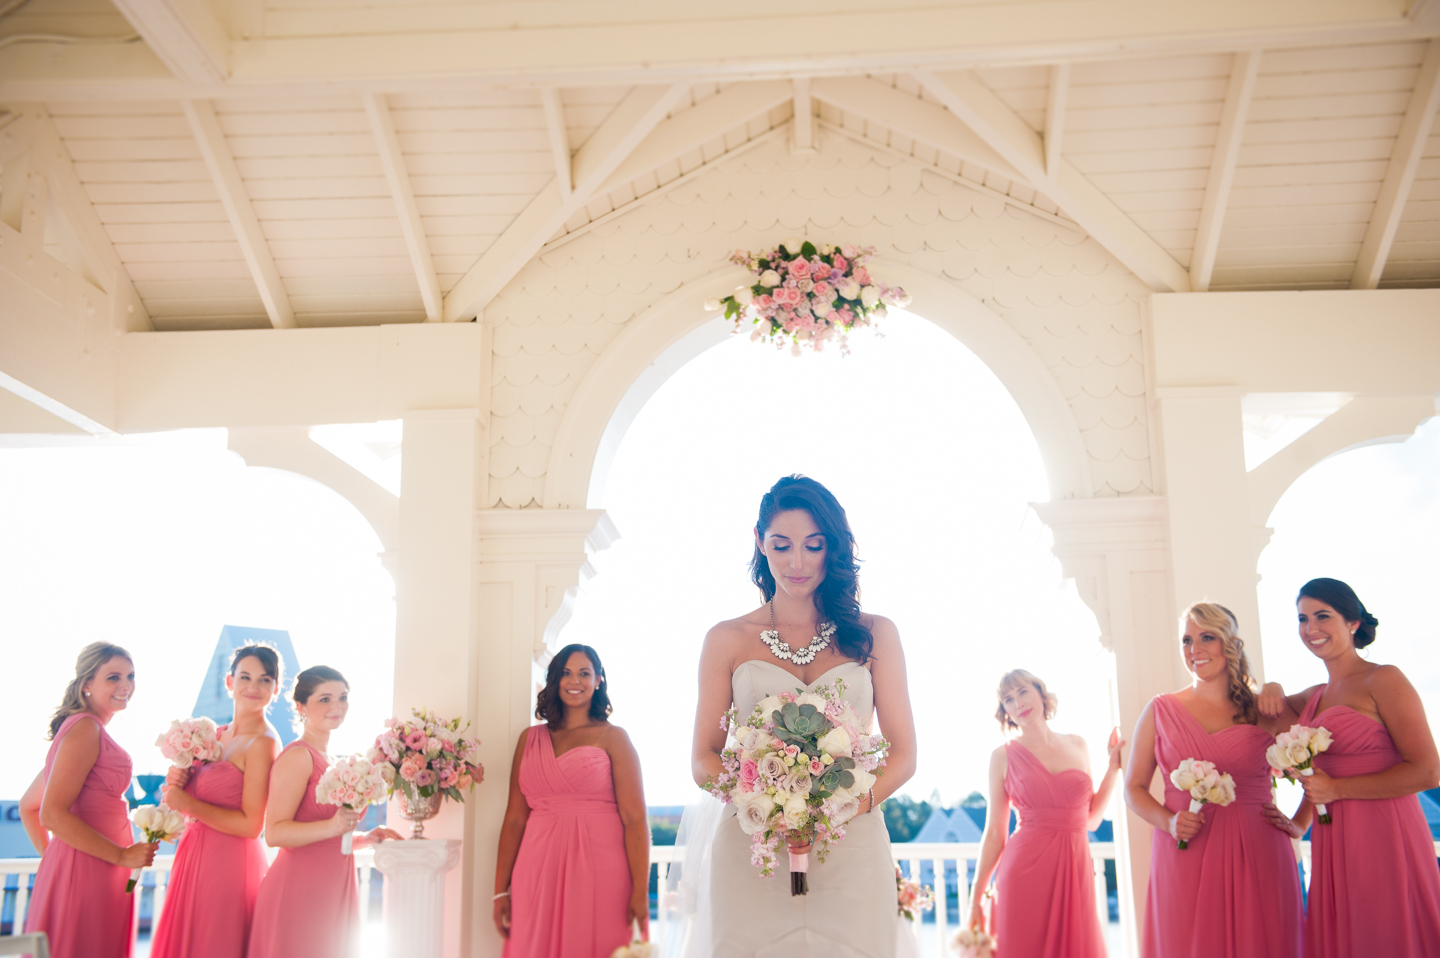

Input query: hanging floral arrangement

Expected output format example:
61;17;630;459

704;238;910;355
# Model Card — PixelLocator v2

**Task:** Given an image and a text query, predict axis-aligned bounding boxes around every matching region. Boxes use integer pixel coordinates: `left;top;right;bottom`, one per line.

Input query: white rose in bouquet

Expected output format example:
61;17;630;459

757;753;788;784
734;286;754;306
1265;743;1294;771
1285;740;1311;766
860;285;880;308
849;765;877;797
759;270;781;288
795;691;827;711
782;793;810;830
756;694;785;719
1210;775;1237;805
783;768;812;796
1170;758;1201;792
735;790;778;835
1310;727;1333;752
828;790;861;825
816;726;853;758
840;281;862;300
1291;727;1313;748
782;237;804;255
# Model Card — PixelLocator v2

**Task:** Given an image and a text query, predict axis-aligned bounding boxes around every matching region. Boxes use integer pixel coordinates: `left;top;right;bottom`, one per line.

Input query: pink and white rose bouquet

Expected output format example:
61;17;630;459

704;679;888;895
156;717;223;768
367;708;483;807
1168;758;1236;849
1266;724;1334;823
952;927;996;958
896;864;935;921
127;804;185;892
316;754;389;854
706;239;909;355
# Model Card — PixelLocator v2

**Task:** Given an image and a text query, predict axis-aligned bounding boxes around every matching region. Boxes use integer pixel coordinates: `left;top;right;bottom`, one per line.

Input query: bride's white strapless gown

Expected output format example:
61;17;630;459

709;659;898;958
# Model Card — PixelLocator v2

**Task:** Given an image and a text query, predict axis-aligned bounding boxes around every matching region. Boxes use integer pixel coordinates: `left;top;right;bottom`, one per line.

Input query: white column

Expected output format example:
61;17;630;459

1032;495;1172;958
374;839;463;958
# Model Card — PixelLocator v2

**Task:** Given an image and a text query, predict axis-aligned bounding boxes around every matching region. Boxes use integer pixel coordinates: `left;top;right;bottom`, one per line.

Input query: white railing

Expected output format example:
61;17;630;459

1;849;377;946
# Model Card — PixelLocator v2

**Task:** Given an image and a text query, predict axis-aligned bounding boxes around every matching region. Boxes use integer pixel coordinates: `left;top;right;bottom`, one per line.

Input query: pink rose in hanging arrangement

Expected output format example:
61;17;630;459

706;239;910;354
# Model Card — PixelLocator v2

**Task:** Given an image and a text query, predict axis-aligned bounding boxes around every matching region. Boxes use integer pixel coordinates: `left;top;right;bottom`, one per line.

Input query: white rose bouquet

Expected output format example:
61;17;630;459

316;754;390;854
1168;758;1236;850
155;716;224;768
952;927;996;958
1266;725;1334;823
703;679;888;895
127;804;185;892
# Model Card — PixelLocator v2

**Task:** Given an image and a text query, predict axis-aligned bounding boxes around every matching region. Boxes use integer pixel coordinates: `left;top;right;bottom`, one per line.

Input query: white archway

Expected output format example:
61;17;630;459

544;261;1093;510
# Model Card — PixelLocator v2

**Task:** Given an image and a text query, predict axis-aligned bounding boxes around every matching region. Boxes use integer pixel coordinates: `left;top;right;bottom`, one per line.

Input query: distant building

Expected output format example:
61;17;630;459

910;806;983;844
193;625;302;746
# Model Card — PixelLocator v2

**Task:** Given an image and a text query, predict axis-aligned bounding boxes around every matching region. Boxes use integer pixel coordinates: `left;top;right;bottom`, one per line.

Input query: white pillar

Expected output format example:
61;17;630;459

374;839;462;958
1032;496;1173;958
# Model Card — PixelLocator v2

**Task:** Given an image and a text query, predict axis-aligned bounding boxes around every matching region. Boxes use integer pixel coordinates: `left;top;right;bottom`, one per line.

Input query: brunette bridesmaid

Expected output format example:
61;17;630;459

18;643;158;958
150;645;282;958
1258;578;1440;957
493;644;650;958
966;669;1122;958
246;666;400;958
1124;603;1303;958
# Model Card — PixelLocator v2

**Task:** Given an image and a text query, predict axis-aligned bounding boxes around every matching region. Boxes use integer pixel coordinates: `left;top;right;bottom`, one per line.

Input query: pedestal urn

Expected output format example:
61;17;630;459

372;838;462;958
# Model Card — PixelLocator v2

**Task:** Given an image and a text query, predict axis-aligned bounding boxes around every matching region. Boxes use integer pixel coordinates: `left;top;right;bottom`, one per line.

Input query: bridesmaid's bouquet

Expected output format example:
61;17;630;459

316;754;390;854
156;716;224;768
1266;725;1334;823
703;679;889;895
367;708;484;806
1169;758;1236;849
127;804;185;892
896;865;935;921
952;927;996;958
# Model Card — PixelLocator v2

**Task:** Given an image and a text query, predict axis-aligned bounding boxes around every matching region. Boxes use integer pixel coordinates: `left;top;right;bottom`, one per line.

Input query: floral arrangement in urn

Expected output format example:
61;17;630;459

705;238;909;355
368;708;484;838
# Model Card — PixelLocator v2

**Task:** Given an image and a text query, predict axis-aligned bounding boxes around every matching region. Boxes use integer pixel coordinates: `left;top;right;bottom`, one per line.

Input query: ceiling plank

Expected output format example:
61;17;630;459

1044;63;1070;179
540;88;573;198
1351;38;1440;290
916;69;1191;292
111;0;229;87
363;92;442;322
182;99;296;328
1191;50;1262;292
443;83;689;322
809;76;1025;182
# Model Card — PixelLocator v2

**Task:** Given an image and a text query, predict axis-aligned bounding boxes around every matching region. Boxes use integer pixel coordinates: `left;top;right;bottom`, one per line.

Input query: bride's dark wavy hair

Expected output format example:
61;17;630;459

749;475;873;664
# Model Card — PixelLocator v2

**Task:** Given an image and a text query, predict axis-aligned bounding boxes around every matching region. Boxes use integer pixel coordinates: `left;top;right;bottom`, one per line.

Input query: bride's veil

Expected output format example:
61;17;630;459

661;792;726;958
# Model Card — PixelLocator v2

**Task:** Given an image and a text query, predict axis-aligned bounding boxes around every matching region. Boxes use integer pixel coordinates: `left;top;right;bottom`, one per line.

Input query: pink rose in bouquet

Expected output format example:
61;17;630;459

156;717;224;769
316;754;389;854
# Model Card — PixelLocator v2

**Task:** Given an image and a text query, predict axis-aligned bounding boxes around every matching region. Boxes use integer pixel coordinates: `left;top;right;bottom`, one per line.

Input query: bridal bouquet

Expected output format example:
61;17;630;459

952;927;996;958
705;239;909;355
704;679;889;895
1266;725;1334;823
316;754;390;854
367;708;483;806
127;804;185;892
1169;758;1236;849
896;865;935;921
156;717;223;768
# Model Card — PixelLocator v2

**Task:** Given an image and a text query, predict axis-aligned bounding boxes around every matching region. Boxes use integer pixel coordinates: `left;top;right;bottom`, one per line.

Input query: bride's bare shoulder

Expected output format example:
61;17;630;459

705;610;766;646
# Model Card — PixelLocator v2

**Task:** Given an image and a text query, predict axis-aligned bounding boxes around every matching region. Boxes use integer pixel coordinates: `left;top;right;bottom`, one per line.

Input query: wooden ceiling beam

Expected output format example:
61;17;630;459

110;0;229;87
792;77;815;153
443;83;689;322
915;69;1191;292
364;92;443;322
183;99;296;328
540;88;573;199
1191;50;1262;292
1351;38;1440;290
1044;63;1069;179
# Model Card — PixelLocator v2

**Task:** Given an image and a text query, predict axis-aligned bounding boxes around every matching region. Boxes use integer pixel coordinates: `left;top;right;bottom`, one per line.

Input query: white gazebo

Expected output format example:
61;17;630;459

3;2;1439;955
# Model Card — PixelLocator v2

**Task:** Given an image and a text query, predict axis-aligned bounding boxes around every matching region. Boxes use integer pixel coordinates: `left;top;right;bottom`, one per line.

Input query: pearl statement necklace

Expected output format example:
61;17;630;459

760;600;836;666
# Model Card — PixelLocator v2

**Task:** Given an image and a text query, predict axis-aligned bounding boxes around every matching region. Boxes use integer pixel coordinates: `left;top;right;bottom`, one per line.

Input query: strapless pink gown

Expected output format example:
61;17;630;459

150;744;269;958
1299;687;1440;957
245;742;358;958
990;740;1106;958
503;725;631;958
24;713;135;958
1142;694;1302;958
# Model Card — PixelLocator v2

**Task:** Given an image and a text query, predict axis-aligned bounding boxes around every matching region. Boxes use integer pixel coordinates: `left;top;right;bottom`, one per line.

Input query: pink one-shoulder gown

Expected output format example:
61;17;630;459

990;740;1106;958
245;741;358;958
1299;687;1440;957
504;725;631;958
1142;694;1302;958
150;734;269;958
24;713;135;958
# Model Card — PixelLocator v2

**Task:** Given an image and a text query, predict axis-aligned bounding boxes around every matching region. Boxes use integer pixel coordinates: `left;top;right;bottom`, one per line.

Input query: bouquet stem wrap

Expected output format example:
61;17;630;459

1177;799;1204;850
789;847;810;896
340;830;354;854
1299;768;1331;823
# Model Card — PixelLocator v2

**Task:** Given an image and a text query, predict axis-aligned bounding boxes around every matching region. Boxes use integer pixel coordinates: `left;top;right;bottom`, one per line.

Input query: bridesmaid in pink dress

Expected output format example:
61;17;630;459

494;644;651;958
17;643;158;958
246;666;400;958
1125;603;1303;958
967;669;1123;957
1257;579;1440;958
150;645;282;958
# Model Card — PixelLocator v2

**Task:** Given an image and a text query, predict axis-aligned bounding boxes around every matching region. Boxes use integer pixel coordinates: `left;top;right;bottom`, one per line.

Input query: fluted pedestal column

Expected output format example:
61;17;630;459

373;839;462;958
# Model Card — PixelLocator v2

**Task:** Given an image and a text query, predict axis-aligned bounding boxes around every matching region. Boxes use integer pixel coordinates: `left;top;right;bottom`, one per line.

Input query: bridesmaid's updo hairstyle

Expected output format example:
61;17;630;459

1183;603;1260;725
49;642;133;739
230;643;282;688
291;665;348;707
535;643;612;726
750;475;874;664
994;669;1058;732
1297;577;1379;649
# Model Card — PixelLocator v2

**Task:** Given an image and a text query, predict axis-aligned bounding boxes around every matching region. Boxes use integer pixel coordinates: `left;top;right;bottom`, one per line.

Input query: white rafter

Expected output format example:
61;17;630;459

915;69;1191;292
1192;50;1261;292
1044;63;1070;179
792;77;815;153
183;99;296;329
110;0;229;87
1351;38;1440;290
442;83;690;322
540;88;572;198
363;92;443;322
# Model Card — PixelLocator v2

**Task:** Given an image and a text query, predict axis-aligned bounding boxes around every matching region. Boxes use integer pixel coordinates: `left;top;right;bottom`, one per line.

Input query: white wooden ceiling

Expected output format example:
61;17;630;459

1;0;1438;331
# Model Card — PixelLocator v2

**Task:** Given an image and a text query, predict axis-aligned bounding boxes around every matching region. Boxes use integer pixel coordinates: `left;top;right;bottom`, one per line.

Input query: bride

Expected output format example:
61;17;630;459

686;475;917;957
